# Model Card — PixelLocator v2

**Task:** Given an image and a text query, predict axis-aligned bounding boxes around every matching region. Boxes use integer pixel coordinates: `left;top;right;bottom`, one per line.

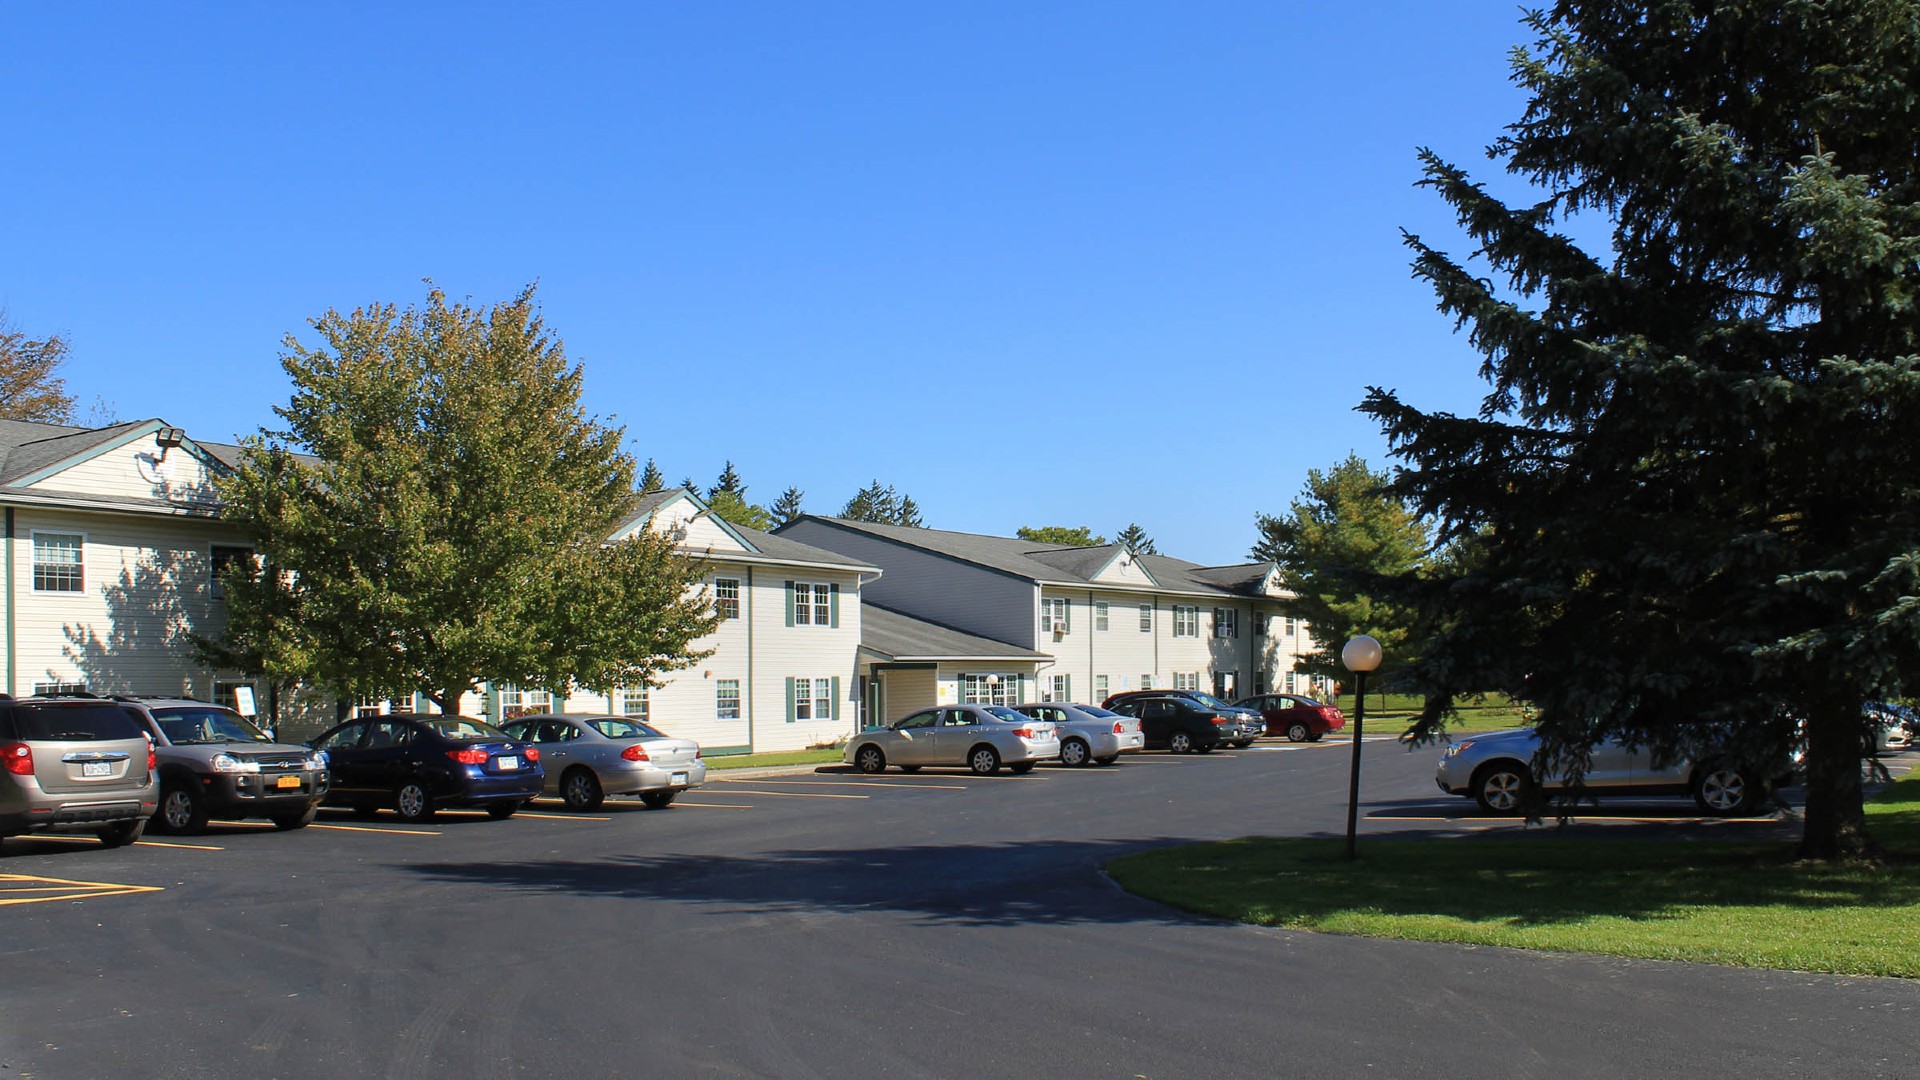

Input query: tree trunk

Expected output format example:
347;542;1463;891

436;685;470;717
1797;700;1879;861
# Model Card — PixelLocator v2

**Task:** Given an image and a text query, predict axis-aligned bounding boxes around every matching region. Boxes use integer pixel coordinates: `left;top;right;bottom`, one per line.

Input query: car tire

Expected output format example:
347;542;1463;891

561;767;605;811
1694;762;1765;816
1168;731;1194;754
1473;761;1532;814
1307;732;1325;743
392;779;435;823
271;807;317;830
1196;743;1216;754
1093;755;1119;766
968;745;1001;776
157;781;208;835
640;791;677;809
1286;721;1311;743
899;765;922;773
95;819;144;848
1059;739;1091;767
853;744;887;774
486;800;522;820
1009;761;1035;775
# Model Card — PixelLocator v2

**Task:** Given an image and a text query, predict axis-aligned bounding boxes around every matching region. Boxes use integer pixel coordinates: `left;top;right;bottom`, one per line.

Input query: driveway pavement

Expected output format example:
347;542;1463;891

1;738;1913;1078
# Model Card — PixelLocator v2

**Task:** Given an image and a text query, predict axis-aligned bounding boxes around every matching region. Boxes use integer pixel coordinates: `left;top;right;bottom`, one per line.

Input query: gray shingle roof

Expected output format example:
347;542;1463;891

0;419;146;485
615;489;879;573
861;605;1050;661
785;516;1279;599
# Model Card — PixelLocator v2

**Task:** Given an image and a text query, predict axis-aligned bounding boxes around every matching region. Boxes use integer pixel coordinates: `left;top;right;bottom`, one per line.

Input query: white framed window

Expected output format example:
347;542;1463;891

790;581;835;627
1094;602;1110;631
960;674;1016;706
355;695;389;718
714;578;741;620
614;683;649;720
1046;674;1070;703
1094;675;1109;701
33;679;86;696
1212;608;1237;639
792;677;835;722
1174;672;1199;691
1138;604;1152;632
1141;674;1155;690
1254;672;1267;696
1285;671;1298;693
1041;597;1069;634
1285;617;1297;636
1172;606;1200;637
499;685;552;718
210;545;254;600
31;532;84;593
717;679;741;720
1213;670;1236;698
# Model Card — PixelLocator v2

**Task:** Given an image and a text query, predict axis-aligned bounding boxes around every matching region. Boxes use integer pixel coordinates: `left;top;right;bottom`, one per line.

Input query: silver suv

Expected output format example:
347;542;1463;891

0;695;158;847
118;698;330;834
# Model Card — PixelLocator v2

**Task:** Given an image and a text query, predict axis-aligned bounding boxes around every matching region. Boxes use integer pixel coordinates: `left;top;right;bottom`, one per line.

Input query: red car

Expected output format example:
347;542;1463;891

1233;694;1346;742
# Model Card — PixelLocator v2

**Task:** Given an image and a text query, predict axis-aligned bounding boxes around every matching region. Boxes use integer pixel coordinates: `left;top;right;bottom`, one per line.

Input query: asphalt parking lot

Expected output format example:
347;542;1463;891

2;736;1915;1079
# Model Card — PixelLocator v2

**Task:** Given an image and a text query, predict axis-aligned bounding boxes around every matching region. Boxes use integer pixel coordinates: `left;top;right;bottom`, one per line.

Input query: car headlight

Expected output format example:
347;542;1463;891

211;753;260;774
306;752;328;770
1444;741;1475;758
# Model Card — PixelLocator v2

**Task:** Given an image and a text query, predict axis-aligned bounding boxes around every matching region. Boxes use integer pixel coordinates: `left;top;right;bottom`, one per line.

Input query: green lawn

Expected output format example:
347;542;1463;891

1328;692;1532;736
1106;778;1920;978
704;747;843;770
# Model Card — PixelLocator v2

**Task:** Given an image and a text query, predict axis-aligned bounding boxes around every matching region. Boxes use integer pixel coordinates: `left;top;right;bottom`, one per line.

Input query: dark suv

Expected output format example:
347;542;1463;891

0;695;158;847
119;698;330;834
1103;694;1237;754
1103;690;1263;747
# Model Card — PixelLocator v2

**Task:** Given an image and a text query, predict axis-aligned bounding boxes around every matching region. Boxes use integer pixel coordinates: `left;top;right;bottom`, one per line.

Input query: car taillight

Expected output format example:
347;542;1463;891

1;742;31;776
147;744;157;771
1208;715;1230;726
693;748;702;759
1112;722;1124;734
447;748;488;765
621;745;651;762
524;746;539;762
1010;727;1034;739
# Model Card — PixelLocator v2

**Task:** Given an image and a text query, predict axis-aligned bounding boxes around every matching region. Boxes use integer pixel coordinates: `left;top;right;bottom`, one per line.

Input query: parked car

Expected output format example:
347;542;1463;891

1866;702;1915;751
1234;693;1346;742
1434;727;1782;816
1104;694;1239;754
0;694;158;847
846;705;1059;775
119;697;329;834
499;713;706;810
1011;703;1144;765
309;713;543;823
1102;690;1263;746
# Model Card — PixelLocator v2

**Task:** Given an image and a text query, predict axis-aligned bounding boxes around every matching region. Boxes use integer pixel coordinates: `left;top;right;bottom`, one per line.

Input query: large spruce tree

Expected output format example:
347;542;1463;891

1370;1;1920;859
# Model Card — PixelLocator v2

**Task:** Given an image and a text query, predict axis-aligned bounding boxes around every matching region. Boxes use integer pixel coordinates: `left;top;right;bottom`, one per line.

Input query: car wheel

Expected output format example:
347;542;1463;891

271;807;317;830
854;744;887;774
486;800;522;820
1168;731;1193;754
157;782;208;835
1473;762;1531;814
968;745;1001;775
1695;763;1764;816
1286;721;1311;743
1059;739;1091;767
640;791;677;809
392;779;435;823
1093;755;1119;766
95;819;145;848
1010;761;1035;774
561;767;605;811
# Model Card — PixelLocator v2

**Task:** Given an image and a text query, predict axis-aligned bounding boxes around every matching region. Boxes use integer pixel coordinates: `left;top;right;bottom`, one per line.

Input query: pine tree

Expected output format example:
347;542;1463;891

638;458;664;495
709;461;745;500
1114;523;1157;555
1369;1;1920;859
771;486;805;527
677;476;698;495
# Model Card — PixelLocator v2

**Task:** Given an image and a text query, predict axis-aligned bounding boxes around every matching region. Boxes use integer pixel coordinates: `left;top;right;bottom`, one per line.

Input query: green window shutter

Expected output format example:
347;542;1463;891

1063;674;1071;702
785;581;796;627
786;677;797;723
829;582;841;628
830;676;841;722
1062;599;1070;632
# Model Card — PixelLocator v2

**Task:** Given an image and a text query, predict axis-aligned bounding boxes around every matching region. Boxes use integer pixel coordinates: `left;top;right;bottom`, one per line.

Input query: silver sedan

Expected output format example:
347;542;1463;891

502;713;707;810
1013;703;1145;766
846;705;1060;775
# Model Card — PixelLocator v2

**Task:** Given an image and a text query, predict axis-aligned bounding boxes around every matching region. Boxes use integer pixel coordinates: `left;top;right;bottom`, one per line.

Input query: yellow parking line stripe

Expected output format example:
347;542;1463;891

712;778;970;791
665;801;754;809
309;823;440;836
513;811;611;821
2;871;159;890
708;788;868;799
134;840;225;851
0;872;165;906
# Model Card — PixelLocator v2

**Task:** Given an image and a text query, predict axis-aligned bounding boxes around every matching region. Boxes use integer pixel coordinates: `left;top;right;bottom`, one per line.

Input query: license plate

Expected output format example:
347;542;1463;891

496;756;518;770
276;775;301;789
671;772;688;785
81;761;112;777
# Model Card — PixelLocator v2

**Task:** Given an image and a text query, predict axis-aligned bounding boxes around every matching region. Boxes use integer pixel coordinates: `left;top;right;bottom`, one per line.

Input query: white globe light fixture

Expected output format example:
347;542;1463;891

1341;634;1384;860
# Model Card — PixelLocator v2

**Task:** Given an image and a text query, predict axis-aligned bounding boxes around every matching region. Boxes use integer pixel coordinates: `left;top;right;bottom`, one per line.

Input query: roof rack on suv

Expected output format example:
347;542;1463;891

31;691;102;699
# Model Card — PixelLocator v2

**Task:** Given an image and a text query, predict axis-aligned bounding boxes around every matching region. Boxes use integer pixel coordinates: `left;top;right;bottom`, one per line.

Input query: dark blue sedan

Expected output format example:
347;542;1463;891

309;713;544;823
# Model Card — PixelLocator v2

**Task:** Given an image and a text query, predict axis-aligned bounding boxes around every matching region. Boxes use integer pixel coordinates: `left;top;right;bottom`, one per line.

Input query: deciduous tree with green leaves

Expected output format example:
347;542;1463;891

1016;525;1106;547
0;310;77;423
1252;454;1429;685
216;285;719;714
1370;1;1920;859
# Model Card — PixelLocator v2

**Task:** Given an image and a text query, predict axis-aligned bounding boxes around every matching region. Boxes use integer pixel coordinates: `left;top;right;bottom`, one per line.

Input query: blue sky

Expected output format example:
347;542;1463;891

3;2;1537;565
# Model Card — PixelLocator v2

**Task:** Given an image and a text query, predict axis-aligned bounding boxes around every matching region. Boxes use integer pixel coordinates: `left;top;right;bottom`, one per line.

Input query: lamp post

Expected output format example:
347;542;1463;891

1341;634;1383;860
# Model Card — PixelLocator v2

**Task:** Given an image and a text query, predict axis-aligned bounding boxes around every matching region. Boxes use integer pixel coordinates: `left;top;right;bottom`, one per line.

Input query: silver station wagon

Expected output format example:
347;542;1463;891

502;713;707;810
1012;703;1145;766
847;705;1060;776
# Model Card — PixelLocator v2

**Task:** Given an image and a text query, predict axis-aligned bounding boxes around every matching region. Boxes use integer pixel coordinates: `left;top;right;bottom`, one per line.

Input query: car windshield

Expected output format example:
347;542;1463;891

154;707;272;745
590;717;665;739
1077;706;1120;718
1188;693;1231;709
425;718;512;740
985;707;1030;723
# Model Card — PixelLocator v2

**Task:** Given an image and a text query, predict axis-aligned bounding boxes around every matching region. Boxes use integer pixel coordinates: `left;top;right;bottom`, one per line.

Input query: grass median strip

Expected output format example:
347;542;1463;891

706;748;845;770
1106;778;1920;979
